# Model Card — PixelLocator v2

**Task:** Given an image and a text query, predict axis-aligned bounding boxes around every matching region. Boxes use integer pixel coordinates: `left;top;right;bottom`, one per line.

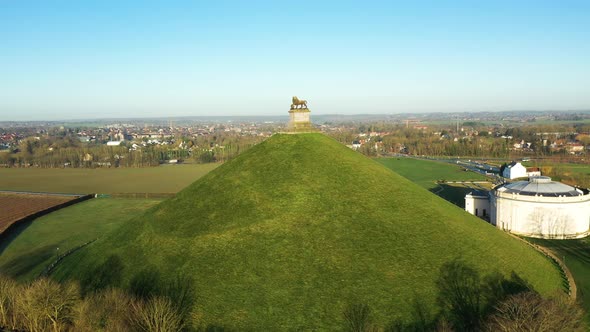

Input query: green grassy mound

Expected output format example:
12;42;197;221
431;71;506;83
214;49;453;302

54;133;562;330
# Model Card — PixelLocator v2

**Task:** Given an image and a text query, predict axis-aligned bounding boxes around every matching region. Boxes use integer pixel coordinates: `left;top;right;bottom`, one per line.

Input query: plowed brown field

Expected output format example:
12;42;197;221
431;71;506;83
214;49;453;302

0;193;76;234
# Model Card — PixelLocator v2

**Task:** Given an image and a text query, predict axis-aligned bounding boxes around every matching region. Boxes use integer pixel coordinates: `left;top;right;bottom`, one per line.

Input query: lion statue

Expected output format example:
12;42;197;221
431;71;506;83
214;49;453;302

291;96;308;109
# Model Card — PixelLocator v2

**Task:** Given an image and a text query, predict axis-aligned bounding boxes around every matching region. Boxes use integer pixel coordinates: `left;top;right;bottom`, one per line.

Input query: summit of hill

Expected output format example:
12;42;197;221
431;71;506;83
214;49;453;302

54;133;562;330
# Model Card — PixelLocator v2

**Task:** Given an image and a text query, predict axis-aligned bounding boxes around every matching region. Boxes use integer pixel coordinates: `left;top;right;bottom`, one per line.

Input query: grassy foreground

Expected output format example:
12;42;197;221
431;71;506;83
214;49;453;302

0;198;161;281
0;164;218;194
54;134;561;330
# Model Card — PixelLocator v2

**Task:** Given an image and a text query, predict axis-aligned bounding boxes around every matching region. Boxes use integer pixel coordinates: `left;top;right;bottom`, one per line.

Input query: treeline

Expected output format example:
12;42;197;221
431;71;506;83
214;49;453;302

328;122;590;159
329;127;511;158
0;259;585;331
0;133;263;168
0;275;190;332
1;145;162;168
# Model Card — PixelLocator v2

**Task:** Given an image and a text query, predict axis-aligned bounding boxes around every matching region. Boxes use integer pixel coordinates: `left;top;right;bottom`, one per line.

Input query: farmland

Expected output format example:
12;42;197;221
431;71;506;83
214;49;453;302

0;163;215;280
0;197;162;281
0;163;218;194
0;193;77;234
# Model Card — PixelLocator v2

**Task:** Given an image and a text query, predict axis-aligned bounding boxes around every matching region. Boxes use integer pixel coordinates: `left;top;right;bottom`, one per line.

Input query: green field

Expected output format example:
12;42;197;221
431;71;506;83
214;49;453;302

376;157;487;189
0;198;161;281
377;157;489;206
54;134;561;330
528;237;590;320
0;164;218;194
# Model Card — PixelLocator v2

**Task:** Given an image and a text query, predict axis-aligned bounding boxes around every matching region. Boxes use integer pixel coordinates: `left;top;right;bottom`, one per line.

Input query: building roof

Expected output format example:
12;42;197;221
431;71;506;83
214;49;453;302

506;161;523;168
499;176;582;197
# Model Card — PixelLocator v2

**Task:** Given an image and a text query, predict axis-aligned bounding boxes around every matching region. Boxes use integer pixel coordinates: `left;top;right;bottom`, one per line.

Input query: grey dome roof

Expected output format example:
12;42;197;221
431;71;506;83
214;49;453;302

500;176;582;197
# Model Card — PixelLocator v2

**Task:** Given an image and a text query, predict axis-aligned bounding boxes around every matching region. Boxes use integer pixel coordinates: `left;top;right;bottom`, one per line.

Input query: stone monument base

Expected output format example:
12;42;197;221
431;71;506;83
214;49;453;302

288;108;312;132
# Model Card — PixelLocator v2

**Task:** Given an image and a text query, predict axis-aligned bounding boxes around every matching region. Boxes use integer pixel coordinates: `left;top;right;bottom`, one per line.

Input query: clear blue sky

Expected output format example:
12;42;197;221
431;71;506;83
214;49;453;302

1;1;589;120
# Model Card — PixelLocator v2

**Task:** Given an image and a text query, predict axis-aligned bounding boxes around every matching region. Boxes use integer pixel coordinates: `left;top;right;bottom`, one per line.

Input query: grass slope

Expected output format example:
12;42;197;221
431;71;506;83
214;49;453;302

0;198;161;281
528;237;590;321
0;164;217;194
54;134;561;330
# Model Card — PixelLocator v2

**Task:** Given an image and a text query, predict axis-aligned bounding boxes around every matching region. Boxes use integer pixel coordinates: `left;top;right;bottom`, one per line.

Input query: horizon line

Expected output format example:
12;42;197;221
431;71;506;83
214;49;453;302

3;109;590;123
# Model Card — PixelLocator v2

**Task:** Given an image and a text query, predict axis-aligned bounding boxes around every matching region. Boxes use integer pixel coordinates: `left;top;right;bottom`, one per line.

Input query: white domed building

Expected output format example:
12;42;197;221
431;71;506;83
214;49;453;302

466;176;590;239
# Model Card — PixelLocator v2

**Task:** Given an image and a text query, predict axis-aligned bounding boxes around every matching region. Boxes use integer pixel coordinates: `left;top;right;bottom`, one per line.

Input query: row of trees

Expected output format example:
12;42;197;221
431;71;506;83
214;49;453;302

0;276;188;332
0;133;264;168
328;122;590;159
343;259;586;332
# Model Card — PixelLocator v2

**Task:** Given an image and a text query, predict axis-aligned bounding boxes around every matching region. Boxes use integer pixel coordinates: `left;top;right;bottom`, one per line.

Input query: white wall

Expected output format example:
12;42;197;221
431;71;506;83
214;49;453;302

465;194;491;218
491;193;590;238
503;162;527;179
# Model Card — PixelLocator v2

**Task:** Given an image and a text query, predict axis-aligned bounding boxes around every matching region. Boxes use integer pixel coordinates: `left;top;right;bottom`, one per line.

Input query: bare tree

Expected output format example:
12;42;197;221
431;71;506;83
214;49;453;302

343;303;377;332
0;274;19;330
485;292;586;331
73;287;133;332
131;296;184;332
15;278;80;332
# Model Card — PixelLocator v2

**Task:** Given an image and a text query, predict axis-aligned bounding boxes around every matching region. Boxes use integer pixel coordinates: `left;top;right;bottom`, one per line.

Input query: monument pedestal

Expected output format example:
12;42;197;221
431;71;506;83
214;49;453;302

288;108;312;131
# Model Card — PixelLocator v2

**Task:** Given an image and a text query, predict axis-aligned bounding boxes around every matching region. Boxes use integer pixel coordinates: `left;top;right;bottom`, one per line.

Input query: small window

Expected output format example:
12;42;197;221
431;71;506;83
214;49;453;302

483;209;487;217
475;208;478;216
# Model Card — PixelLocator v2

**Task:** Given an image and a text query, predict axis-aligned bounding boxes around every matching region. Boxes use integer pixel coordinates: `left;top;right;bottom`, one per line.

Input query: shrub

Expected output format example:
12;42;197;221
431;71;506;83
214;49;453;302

73;287;133;332
15;278;80;332
131;296;184;332
485;292;586;332
0;274;19;329
343;303;376;332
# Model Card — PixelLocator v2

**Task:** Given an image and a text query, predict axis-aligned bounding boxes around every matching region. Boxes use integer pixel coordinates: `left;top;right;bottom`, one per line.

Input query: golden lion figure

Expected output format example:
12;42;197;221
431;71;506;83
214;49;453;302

291;96;308;109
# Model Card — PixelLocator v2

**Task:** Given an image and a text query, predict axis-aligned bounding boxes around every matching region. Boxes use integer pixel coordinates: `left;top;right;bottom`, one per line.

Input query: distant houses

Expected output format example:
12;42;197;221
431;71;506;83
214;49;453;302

526;167;541;177
501;161;541;179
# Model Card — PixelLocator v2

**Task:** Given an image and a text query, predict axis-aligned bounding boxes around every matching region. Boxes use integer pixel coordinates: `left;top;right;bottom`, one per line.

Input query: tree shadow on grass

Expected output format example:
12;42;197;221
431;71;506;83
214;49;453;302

385;258;535;332
0;218;36;255
0;244;54;278
80;254;125;295
429;184;475;208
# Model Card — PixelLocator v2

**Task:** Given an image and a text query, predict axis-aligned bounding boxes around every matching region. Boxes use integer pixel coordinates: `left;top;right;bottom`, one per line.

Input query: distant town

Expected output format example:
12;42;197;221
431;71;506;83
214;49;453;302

2;110;590;170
